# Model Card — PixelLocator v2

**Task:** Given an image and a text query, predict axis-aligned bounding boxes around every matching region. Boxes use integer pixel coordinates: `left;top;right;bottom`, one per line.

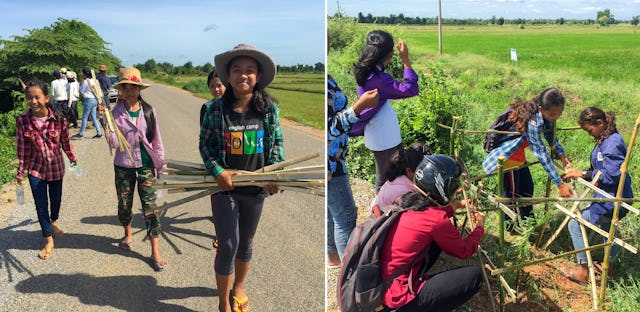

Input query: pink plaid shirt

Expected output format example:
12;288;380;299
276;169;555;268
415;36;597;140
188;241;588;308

16;108;77;181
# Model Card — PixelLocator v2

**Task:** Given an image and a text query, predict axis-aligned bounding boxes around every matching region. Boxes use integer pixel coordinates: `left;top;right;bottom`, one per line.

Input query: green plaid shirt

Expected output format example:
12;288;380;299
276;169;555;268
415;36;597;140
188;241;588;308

199;99;284;177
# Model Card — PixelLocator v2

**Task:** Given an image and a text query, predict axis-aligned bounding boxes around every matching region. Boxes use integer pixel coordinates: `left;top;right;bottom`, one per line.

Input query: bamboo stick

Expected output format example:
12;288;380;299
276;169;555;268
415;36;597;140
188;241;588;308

553;202;637;254
158;171;323;185
497;156;506;312
467;161;540;183
258;152;320;172
477;246;517;299
540;172;601;250
493;197;640;204
575;177;638;215
489;242;611;276
157;180;323;190
165;160;205;171
436;122;581;135
468;183;518;221
599;112;640;306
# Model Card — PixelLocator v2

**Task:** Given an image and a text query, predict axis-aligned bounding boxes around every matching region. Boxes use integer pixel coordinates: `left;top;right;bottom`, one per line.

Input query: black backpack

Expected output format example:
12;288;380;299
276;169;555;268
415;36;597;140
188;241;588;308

483;108;521;152
338;205;430;312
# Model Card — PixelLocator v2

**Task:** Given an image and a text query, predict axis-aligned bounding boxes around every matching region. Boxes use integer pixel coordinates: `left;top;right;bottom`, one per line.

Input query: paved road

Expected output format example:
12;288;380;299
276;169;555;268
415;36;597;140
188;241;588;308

0;82;324;311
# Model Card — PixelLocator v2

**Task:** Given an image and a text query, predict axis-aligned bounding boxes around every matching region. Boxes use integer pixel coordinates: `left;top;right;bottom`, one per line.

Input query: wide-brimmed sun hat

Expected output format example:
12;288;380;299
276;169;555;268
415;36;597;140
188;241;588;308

214;43;276;89
114;67;151;90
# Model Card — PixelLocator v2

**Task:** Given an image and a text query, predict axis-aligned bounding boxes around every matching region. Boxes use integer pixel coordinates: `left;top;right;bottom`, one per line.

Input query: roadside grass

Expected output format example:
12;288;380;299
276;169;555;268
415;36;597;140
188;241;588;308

145;72;324;129
330;22;640;309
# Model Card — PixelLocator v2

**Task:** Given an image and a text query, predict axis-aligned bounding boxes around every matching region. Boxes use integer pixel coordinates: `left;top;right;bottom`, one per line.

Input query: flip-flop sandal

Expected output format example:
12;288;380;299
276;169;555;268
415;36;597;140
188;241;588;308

153;259;168;272
560;267;587;285
118;239;133;251
51;223;64;238
232;295;250;312
38;245;53;260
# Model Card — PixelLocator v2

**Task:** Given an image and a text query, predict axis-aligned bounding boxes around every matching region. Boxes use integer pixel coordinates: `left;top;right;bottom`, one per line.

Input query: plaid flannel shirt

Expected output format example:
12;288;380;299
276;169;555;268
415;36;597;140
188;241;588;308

16;109;77;181
199;99;284;177
327;75;359;176
482;111;565;185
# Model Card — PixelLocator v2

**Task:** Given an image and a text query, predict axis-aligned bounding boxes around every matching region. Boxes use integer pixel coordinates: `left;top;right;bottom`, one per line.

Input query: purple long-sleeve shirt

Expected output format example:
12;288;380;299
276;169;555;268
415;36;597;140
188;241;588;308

348;67;419;137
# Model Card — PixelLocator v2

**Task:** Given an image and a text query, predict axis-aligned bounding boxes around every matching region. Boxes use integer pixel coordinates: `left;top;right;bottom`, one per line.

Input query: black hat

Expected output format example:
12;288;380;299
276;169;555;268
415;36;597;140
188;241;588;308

413;154;462;206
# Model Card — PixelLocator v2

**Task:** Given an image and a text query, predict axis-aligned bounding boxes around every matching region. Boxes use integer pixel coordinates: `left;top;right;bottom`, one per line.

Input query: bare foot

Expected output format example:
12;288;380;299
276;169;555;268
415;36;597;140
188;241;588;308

38;239;54;260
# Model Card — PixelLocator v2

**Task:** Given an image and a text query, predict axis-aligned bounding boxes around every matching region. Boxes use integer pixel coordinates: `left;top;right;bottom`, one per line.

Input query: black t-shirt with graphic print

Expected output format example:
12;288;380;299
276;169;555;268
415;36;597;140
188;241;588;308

223;106;266;193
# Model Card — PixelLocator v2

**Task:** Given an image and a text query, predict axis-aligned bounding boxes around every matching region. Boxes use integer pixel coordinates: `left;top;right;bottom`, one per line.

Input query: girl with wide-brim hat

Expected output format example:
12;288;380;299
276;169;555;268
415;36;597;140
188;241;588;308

108;66;168;272
200;44;283;312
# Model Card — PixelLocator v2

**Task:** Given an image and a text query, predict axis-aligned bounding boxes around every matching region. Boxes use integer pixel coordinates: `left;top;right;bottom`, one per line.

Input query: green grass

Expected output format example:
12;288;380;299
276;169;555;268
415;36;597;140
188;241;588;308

330;22;640;308
146;72;324;129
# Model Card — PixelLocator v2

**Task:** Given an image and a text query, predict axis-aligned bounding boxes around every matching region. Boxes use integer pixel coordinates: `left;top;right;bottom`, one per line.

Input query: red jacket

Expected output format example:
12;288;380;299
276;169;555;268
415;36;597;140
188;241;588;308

380;204;484;308
16;109;77;181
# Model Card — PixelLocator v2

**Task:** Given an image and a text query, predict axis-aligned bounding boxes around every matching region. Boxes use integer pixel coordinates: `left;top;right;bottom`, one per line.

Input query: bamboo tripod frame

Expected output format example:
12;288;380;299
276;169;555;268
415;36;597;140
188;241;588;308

441;113;640;311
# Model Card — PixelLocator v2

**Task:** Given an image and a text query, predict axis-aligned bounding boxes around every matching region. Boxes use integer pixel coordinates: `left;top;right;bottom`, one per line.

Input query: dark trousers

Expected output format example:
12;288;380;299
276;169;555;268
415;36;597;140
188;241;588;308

392;266;483;312
67;100;78;127
502;166;534;231
373;144;403;194
212;191;266;275
28;175;63;237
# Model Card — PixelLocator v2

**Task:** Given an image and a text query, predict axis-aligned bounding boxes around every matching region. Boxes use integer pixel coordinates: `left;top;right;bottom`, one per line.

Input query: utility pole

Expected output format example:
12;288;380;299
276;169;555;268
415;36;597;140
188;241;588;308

438;0;443;55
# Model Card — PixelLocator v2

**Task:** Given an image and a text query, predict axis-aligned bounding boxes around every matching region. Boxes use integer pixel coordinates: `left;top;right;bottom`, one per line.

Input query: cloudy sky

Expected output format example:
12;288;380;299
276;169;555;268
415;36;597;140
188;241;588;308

329;0;640;20
0;0;325;67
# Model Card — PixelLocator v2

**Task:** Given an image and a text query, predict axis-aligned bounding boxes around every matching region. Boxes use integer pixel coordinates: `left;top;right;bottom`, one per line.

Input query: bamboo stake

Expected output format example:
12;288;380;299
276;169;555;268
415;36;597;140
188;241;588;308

467;161;540;183
489;242;611;276
575;177;638;215
599;112;640;307
553;202;637;254
437;122;581;134
468;183;518;221
493;197;640;204
158;180;323;190
259;152;320;172
580;209;599;311
478;246;517;300
497;156;506;312
540;172;601;250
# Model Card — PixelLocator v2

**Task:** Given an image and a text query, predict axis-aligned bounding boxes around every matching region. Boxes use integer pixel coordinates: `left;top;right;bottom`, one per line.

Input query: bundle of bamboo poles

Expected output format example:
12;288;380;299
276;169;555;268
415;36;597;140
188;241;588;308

89;70;133;162
155;153;324;196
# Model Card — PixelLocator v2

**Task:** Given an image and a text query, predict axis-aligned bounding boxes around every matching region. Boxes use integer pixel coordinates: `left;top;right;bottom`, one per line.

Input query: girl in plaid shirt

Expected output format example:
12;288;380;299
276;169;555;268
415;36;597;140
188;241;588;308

16;78;78;260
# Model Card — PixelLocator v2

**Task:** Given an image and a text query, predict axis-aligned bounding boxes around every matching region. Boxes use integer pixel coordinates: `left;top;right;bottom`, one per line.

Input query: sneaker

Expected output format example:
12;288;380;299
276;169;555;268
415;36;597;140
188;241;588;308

71;134;83;140
93;134;103;138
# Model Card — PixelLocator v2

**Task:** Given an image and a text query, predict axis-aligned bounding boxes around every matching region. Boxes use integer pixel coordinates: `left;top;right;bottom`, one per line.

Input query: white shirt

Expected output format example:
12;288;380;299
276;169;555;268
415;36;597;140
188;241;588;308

51;78;68;101
67;81;80;102
79;79;96;99
364;100;402;151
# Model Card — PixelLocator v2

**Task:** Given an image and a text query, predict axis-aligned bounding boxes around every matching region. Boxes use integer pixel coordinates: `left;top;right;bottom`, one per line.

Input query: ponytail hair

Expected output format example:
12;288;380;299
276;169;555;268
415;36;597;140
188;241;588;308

353;30;395;87
509;87;564;132
578;107;617;144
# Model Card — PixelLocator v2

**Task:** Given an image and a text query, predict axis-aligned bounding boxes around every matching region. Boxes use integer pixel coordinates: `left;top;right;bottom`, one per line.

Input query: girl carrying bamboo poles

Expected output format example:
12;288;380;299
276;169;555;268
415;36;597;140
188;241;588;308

200;44;283;312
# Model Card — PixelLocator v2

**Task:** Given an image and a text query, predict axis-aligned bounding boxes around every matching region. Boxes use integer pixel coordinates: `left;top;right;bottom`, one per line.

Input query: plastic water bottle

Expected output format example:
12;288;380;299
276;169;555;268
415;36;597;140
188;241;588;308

75;163;83;177
16;185;25;207
156;178;165;199
67;159;76;173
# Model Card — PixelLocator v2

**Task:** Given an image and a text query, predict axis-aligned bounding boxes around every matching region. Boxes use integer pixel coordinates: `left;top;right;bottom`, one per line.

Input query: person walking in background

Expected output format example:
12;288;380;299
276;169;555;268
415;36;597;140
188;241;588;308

72;67;103;139
50;69;68;114
561;107;633;283
96;64;112;108
200;44;283;312
482;88;573;232
200;70;226;126
349;30;420;193
66;71;80;128
380;155;484;311
326;72;379;268
15;78;78;260
108;67;167;272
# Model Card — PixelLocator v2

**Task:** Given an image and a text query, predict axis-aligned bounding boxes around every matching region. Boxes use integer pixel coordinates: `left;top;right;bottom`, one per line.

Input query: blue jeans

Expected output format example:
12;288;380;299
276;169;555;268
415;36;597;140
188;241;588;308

79;97;102;136
27;175;63;237
568;208;621;264
327;174;357;259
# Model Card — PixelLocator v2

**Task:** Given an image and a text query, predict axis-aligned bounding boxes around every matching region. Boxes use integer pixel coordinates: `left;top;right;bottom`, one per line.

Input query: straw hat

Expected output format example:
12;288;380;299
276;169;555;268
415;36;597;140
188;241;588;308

114;67;151;90
214;44;276;89
66;71;77;80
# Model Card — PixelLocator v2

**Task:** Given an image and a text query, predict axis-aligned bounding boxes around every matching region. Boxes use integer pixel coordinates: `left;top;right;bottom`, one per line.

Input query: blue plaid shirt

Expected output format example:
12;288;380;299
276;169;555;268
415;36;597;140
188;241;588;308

483;111;565;185
328;75;359;176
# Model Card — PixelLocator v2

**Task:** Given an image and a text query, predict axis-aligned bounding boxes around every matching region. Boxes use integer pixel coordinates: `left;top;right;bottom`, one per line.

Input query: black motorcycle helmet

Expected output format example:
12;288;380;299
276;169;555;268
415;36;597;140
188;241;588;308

413;154;463;206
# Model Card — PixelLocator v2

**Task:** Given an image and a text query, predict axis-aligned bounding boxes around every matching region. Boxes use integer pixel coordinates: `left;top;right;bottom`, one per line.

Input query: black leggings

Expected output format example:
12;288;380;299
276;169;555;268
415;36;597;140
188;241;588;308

502;167;534;231
212;191;265;275
394;266;483;312
373;144;402;194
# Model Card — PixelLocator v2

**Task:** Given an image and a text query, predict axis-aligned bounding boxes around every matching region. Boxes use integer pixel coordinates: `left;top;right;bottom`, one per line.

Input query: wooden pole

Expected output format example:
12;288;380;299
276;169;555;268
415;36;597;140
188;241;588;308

599;112;640;306
437;0;443;55
497;156;505;312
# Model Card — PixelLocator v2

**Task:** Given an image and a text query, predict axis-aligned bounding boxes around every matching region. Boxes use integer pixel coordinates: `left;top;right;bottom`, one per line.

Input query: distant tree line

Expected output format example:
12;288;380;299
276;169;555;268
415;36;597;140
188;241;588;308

135;59;324;76
350;9;638;27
